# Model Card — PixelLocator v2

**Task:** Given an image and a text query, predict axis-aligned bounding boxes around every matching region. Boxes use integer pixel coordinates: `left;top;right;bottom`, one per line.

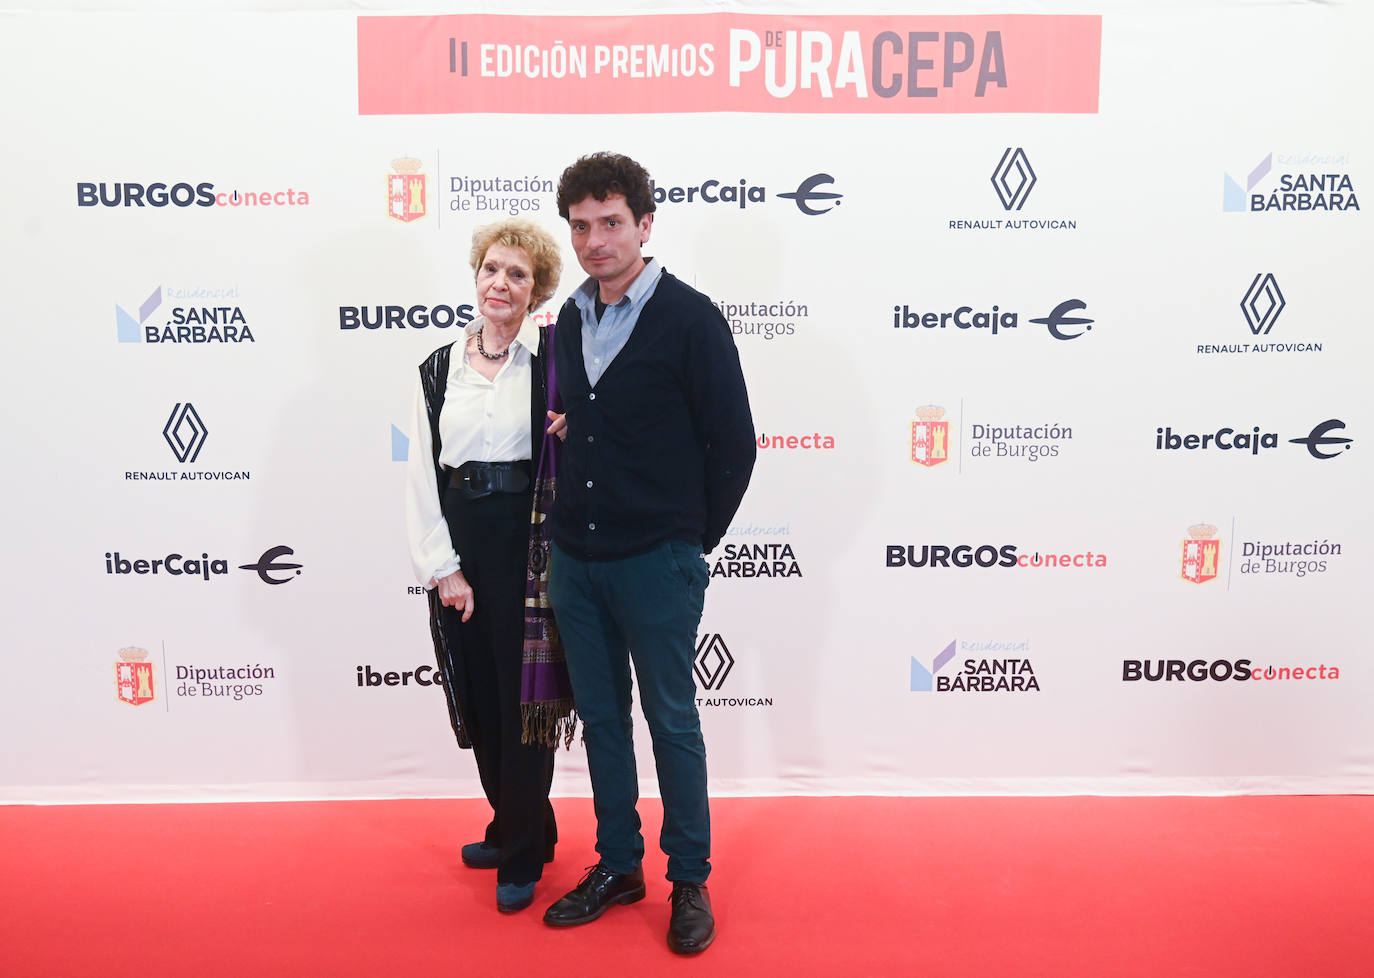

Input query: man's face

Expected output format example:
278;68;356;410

567;193;653;295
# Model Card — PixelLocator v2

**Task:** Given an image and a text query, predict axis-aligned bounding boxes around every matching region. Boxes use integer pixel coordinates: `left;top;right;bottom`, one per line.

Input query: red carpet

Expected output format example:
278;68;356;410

2;796;1370;977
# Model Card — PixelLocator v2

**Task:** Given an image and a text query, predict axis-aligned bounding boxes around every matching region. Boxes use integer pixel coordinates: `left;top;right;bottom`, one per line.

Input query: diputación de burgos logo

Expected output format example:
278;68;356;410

447;166;554;217
910;639;1039;693
713;297;808;340
886;544;1107;570
911;405;953;467
1180;523;1223;584
910;403;1076;469
116;646;156;706
1122;659;1340;683
693;633;772;708
387;157;428;222
967;422;1073;463
116;285;253;345
113;645;280;705
77;181;311;210
1222;151;1359;213
383;154;555;223
172;663;279;702
1237;534;1344;580
1179;520;1345;586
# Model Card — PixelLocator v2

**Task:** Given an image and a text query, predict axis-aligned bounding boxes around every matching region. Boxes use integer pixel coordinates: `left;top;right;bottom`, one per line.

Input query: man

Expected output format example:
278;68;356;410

542;152;756;955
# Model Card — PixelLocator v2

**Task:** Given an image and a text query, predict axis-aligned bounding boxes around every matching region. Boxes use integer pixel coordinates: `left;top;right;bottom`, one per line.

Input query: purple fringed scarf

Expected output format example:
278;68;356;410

520;332;577;748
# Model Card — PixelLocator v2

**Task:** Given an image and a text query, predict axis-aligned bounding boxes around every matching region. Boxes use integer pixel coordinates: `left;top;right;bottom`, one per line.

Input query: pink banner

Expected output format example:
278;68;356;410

358;14;1100;115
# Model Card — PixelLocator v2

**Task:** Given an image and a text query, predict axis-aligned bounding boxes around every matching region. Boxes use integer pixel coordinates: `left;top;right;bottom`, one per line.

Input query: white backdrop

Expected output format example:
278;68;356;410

2;1;1370;802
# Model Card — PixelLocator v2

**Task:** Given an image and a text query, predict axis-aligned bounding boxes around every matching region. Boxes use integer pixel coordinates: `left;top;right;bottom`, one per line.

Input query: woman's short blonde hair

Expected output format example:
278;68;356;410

469;219;563;313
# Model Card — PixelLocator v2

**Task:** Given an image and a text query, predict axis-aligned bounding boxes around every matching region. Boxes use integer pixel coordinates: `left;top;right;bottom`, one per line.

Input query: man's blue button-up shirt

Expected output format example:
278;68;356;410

571;258;663;386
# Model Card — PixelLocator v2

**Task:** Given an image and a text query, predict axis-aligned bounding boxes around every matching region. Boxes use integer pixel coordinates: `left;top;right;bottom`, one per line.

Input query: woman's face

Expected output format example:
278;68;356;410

475;243;536;331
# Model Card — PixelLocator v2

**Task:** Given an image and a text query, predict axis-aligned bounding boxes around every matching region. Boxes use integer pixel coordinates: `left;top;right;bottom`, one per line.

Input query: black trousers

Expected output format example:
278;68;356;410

439;484;556;884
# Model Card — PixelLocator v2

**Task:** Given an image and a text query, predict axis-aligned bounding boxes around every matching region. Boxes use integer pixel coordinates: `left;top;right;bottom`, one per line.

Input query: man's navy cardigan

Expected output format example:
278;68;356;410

550;270;757;560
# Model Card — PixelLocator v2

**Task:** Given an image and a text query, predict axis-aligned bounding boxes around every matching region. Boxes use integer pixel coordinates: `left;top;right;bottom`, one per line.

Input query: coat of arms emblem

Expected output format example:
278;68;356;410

387;157;427;223
1181;523;1221;584
911;405;950;467
116;646;155;706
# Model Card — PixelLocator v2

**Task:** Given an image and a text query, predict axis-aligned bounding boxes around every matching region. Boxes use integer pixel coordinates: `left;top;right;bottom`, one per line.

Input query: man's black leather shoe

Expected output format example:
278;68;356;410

542;863;646;926
667;882;715;954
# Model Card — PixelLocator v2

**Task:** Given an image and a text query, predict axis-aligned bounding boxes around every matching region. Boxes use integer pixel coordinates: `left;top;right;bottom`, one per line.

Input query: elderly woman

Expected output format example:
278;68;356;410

405;218;574;914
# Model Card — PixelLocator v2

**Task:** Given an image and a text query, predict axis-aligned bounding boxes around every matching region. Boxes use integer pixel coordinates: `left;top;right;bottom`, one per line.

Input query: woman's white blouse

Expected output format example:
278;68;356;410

404;316;538;587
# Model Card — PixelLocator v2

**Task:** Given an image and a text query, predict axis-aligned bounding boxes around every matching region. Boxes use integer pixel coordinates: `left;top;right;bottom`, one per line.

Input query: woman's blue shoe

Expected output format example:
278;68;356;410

496;881;536;913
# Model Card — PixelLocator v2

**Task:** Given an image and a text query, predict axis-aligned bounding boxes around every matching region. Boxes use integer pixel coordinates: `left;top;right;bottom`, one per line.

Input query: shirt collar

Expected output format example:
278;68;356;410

572;258;662;314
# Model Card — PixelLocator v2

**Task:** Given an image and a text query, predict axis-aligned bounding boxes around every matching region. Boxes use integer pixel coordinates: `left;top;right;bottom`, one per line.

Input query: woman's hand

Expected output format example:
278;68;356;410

436;570;475;621
546;410;567;441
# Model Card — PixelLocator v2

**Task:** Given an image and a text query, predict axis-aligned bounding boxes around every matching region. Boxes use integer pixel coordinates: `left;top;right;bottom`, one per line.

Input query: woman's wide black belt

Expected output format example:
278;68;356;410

448;459;531;499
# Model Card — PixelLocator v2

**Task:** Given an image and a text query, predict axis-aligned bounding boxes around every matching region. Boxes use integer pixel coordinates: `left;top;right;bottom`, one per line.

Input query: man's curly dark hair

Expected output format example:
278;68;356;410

556;152;657;222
